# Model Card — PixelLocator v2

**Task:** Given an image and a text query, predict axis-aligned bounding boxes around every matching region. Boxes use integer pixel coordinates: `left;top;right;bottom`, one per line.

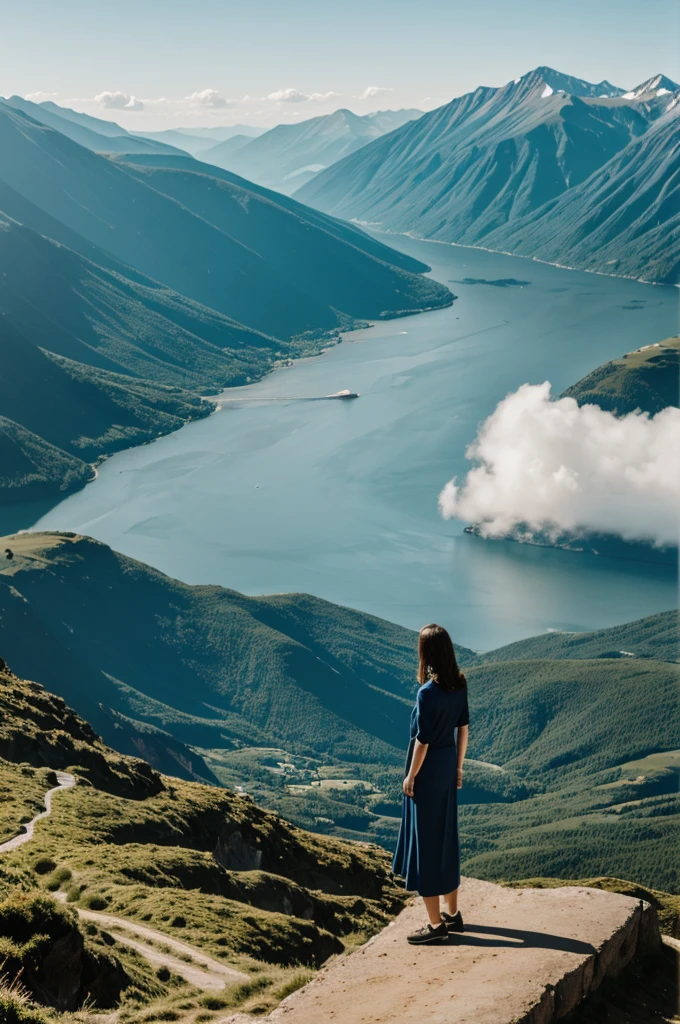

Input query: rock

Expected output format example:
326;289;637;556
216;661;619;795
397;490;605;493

251;877;661;1023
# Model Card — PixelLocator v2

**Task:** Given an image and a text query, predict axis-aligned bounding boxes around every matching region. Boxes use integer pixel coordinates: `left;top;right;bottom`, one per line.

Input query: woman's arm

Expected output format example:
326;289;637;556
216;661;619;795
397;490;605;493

403;740;428;797
457;724;469;789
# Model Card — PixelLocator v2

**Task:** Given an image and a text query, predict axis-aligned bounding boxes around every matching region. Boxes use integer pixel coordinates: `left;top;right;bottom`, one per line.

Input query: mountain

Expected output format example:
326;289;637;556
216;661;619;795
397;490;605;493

296;67;678;283
622;73;680;100
203;108;423;194
0;533;427;769
0;205;284;504
0;660;404;1018
482;102;680;283
0;318;212;505
561;337;680;415
0;103;451;342
132;124;265;156
1;532;677;890
0;210;275;388
525;67;625;98
472;608;678;664
1;96;185;156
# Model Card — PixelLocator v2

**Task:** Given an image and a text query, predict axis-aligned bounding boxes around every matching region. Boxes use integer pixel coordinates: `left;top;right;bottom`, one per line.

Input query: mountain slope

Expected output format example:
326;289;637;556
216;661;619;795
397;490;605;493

484;103;680;283
296;67;677;282
0;211;276;387
0;661;405;1018
475;609;678;664
561;337;680;415
0;103;451;340
0;322;212;505
1;533;677;888
0;533;426;767
205;107;422;194
2;96;184;156
297;69;649;235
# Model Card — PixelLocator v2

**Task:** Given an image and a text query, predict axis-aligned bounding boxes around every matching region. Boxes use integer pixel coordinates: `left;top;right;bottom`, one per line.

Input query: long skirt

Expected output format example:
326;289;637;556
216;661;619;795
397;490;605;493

392;744;460;898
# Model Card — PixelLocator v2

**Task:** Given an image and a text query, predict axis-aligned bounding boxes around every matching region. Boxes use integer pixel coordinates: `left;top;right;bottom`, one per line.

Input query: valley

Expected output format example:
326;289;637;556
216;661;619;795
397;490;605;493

27;237;679;649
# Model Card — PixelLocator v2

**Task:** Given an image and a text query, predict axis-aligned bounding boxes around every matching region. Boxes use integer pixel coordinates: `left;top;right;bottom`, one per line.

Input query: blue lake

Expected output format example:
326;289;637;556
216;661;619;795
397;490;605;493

31;237;679;650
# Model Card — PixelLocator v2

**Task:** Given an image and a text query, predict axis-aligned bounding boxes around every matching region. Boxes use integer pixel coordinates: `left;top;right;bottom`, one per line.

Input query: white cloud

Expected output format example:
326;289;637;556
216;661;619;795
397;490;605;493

185;88;230;108
358;86;393;100
25;91;57;102
267;88;310;103
438;382;680;548
265;88;339;104
95;91;144;111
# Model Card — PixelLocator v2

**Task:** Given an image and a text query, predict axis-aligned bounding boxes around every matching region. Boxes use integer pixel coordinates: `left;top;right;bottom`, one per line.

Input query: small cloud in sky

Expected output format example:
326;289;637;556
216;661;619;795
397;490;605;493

438;382;680;548
25;91;57;102
186;88;230;108
358;86;393;100
95;90;144;111
266;88;339;103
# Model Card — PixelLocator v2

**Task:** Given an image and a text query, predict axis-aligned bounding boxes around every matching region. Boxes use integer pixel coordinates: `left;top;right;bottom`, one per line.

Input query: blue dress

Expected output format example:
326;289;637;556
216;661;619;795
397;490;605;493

392;680;469;898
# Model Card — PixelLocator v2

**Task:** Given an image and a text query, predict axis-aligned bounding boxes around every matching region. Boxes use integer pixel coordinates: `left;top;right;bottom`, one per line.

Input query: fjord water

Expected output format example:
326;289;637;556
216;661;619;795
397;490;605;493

32;238;678;650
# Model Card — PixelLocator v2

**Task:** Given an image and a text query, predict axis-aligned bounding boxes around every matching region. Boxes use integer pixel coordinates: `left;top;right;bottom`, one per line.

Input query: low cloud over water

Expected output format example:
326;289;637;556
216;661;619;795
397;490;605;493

439;382;680;548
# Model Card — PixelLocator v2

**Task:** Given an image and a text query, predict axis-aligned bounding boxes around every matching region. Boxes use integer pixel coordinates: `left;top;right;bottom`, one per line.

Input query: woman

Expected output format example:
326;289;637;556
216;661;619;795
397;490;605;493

393;623;469;945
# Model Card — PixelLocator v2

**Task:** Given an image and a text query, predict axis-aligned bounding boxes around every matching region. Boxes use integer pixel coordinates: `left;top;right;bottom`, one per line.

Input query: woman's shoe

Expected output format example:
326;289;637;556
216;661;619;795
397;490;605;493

441;910;464;933
406;922;448;945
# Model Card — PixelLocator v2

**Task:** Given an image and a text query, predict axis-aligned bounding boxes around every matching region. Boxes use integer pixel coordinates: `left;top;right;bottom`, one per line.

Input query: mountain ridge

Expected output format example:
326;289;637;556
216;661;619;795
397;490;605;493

296;67;679;283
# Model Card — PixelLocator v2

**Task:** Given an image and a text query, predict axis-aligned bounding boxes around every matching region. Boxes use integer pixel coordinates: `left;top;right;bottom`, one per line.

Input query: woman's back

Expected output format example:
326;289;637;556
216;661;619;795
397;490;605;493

411;679;468;749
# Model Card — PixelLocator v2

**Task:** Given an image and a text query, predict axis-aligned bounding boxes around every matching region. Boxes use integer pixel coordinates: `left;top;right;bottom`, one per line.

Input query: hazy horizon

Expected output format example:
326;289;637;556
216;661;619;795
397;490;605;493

1;0;677;130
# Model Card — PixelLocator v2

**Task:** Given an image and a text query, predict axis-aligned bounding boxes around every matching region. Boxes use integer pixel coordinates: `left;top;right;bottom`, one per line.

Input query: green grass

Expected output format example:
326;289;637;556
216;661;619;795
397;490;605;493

0;978;49;1024
562;336;679;415
0;761;54;844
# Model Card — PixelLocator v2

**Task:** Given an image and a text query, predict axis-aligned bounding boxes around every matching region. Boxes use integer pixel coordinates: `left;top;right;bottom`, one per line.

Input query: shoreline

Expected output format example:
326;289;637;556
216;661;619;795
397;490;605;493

363;226;679;289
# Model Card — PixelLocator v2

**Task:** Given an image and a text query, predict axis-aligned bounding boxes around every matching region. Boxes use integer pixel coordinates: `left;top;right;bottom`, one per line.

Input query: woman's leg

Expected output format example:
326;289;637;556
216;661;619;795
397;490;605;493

423;895;442;926
443;887;459;915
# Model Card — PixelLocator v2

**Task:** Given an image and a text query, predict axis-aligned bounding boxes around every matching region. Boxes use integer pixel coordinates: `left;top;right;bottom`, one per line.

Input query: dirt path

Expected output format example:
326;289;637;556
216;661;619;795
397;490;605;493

0;772;75;853
64;900;249;990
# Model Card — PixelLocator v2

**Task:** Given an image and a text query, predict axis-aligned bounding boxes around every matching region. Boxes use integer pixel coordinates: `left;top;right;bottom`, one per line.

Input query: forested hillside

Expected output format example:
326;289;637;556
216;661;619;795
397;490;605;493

1;532;677;889
0;103;450;505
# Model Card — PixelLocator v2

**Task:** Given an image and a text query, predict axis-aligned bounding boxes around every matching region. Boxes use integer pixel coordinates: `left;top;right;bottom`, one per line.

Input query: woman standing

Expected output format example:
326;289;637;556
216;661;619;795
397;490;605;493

393;623;469;945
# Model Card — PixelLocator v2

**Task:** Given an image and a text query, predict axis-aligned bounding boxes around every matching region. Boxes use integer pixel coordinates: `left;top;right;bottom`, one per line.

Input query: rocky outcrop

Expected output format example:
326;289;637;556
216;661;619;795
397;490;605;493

231;877;662;1024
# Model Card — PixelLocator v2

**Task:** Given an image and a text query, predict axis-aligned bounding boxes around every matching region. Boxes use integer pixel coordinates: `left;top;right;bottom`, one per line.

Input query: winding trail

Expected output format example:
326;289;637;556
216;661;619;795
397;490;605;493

56;898;249;991
0;771;75;852
0;769;246;991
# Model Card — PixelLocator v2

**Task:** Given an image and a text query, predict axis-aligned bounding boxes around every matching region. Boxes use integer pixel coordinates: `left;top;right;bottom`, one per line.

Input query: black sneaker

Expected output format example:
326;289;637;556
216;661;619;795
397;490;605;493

406;922;448;945
441;910;464;933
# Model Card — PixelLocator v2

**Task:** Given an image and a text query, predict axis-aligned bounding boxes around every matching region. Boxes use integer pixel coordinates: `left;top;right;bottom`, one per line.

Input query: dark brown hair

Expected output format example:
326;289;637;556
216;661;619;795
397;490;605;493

417;623;466;692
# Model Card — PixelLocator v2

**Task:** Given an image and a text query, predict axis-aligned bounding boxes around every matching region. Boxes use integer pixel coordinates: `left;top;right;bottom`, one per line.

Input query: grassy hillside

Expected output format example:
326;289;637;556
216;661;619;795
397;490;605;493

561;337;679;416
0;662;405;1020
1;532;677;889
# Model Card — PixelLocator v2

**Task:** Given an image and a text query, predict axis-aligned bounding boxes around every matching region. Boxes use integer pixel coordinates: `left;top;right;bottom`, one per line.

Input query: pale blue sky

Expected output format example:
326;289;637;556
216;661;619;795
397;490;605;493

2;0;677;128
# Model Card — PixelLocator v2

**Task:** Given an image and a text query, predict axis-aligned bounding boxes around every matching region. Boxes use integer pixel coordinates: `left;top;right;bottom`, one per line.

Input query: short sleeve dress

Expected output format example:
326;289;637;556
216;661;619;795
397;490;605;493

392;680;469;898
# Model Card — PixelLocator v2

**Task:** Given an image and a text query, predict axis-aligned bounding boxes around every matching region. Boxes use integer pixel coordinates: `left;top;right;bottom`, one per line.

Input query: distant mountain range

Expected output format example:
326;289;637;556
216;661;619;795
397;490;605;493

0;100;450;504
297;67;680;284
193;108;424;194
2;95;186;156
131;123;265;157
